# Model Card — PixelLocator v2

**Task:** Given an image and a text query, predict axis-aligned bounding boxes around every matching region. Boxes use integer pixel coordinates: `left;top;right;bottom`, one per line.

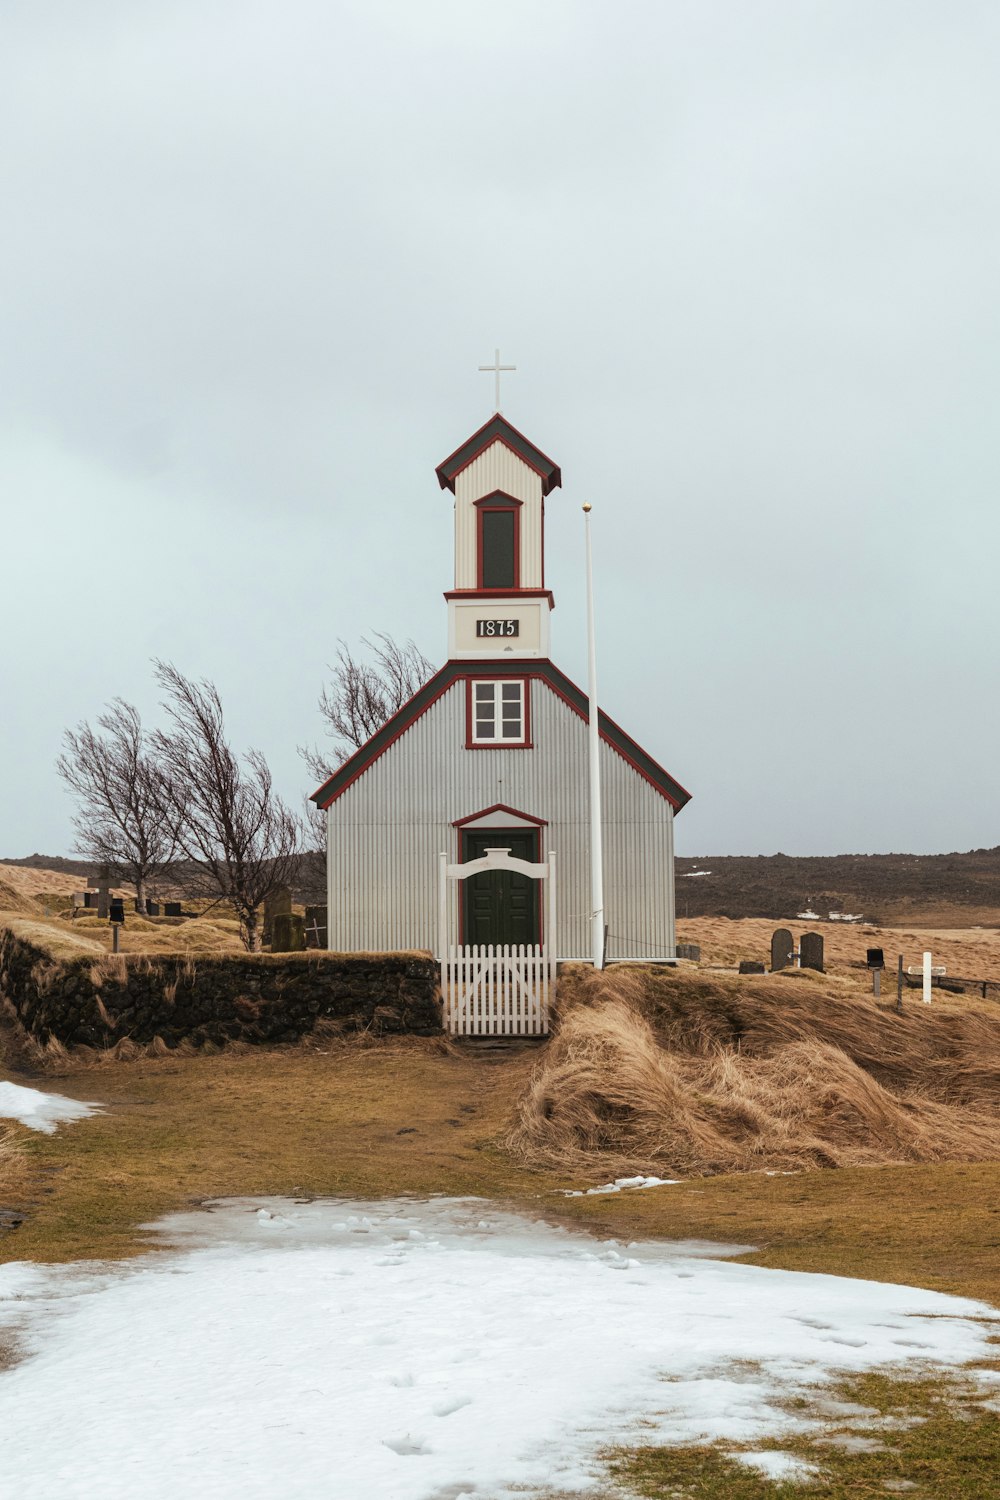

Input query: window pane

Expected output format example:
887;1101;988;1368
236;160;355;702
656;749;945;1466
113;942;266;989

501;683;521;702
476;719;496;739
475;683;494;703
481;510;516;589
502;721;521;738
502;701;521;720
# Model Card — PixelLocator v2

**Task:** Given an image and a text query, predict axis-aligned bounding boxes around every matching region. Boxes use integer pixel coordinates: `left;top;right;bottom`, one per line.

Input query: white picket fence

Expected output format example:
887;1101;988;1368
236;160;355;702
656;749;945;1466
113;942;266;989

443;943;550;1036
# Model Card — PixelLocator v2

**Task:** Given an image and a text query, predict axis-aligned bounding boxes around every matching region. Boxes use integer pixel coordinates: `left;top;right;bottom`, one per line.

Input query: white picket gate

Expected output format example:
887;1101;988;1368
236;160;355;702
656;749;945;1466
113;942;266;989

443;943;550;1036
438;846;556;1037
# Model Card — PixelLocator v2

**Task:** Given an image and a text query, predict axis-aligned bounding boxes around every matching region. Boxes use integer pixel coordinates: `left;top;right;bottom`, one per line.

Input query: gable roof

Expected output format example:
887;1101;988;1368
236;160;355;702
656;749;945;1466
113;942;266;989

435;415;562;496
311;658;691;813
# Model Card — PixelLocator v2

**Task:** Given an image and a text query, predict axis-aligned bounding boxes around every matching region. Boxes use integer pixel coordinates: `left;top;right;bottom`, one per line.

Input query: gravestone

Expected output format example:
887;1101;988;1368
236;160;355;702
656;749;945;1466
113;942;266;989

676;942;701;962
272;912;305;953
738;960;766;975
800;932;824;973
264;886;293;946
304;904;328;949
770;927;794;971
146;901;160;917
866;948;885;970
163;901;182;918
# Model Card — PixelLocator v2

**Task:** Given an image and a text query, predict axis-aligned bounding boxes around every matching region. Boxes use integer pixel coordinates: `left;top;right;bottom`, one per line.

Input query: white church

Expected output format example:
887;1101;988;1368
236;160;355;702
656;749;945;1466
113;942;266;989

311;394;690;1023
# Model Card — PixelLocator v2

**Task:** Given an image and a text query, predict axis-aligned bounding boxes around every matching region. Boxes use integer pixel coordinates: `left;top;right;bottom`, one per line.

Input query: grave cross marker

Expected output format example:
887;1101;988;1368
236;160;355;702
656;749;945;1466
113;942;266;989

90;865;113;920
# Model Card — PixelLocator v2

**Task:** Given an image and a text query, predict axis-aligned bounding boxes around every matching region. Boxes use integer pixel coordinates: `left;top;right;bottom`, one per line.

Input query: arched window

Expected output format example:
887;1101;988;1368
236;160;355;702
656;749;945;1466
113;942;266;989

475;494;521;590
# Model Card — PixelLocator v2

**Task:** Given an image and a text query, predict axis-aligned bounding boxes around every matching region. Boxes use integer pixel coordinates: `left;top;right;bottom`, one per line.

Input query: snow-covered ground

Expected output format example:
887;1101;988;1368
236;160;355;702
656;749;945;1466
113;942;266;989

0;1080;101;1134
0;1197;997;1499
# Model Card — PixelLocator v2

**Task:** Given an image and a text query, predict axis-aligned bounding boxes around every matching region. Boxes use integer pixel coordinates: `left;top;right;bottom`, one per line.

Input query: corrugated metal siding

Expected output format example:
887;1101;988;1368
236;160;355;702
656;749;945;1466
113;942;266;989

454;441;543;588
326;679;676;960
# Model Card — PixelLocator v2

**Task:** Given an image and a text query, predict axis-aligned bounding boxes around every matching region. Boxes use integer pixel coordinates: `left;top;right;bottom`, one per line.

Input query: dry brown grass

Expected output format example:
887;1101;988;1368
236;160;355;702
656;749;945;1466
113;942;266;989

0;864;130;900
0;914;107;958
0;908;245;959
507;965;1000;1178
0;879;41;915
679;914;1000;981
0;1117;30;1222
67;912;245;955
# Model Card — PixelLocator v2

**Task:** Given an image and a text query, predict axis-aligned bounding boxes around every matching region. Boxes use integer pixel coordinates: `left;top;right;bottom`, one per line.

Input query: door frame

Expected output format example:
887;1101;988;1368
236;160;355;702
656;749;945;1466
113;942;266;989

458;825;541;946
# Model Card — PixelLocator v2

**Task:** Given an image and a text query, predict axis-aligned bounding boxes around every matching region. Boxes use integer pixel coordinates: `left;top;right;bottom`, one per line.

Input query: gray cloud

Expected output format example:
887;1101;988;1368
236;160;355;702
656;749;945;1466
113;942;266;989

2;0;998;857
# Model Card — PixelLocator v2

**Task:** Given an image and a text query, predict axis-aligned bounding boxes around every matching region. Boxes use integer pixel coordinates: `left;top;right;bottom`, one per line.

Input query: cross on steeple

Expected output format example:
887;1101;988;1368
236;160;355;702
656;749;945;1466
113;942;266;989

478;348;516;413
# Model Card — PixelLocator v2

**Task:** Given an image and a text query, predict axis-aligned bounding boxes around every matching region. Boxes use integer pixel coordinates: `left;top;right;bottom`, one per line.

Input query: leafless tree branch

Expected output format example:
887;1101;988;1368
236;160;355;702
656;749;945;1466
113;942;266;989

151;662;302;950
300;633;435;784
56;699;180;912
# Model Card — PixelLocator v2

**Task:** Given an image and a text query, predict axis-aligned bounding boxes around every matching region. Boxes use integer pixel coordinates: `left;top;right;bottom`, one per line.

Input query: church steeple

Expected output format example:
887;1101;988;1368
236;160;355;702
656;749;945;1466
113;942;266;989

436;413;561;662
436;358;561;661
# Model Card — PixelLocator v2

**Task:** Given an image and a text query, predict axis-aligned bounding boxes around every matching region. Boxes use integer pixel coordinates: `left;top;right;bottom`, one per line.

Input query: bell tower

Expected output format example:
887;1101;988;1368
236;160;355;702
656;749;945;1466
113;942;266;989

435;409;561;662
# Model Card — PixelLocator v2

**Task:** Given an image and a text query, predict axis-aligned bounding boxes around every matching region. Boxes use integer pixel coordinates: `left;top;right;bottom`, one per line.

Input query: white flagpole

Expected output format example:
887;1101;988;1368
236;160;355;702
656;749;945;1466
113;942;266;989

583;504;605;970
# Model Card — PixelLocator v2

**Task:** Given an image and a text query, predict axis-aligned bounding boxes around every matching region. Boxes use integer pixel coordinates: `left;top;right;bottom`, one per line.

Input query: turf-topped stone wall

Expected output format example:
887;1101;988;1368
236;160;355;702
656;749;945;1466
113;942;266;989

0;927;441;1048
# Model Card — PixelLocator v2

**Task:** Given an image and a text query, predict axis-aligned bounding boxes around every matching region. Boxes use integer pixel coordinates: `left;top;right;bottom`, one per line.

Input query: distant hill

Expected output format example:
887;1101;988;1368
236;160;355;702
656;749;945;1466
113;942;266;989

675;850;1000;926
0;851;327;903
6;849;997;927
1;853;98;878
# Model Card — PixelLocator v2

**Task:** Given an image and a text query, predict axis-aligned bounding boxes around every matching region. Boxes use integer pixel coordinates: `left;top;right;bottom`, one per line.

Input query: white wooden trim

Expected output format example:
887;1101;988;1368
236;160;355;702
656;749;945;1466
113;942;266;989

445;847;551;882
443;944;549;1036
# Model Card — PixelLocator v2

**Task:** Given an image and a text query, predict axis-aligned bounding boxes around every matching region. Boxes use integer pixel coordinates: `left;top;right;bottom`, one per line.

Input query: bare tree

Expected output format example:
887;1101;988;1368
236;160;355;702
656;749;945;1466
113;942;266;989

56;700;179;912
151;662;302;951
301;632;435;783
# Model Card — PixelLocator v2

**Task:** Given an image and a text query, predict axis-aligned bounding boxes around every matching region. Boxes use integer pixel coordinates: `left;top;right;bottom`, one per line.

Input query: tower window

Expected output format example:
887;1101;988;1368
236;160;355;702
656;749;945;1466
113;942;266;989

478;505;519;589
467;679;530;747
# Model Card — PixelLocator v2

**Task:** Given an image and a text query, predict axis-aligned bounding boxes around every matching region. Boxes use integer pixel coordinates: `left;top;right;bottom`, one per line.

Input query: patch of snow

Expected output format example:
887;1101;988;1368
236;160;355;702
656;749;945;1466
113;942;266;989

0;1196;997;1499
828;912;864;922
566;1175;680;1196
680;870;713;878
796;910;821;920
0;1081;101;1134
733;1449;821;1481
816;1433;885;1453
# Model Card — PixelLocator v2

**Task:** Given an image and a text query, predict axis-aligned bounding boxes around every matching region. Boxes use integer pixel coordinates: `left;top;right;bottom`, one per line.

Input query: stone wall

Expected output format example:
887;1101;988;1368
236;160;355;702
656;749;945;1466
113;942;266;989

0;927;441;1049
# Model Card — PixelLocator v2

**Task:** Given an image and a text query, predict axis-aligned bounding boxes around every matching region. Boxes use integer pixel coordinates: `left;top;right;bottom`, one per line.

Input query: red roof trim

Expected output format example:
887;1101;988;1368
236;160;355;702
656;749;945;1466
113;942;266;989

311;658;691;812
444;588;554;606
311;666;455;809
537;672;691;811
452;802;548;828
435;417;562;496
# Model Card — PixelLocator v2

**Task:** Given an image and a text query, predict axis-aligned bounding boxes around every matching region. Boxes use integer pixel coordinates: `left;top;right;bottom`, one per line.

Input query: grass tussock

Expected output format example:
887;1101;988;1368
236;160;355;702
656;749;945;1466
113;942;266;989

507;966;1000;1177
0;1120;22;1176
0;880;41;916
0;915;105;959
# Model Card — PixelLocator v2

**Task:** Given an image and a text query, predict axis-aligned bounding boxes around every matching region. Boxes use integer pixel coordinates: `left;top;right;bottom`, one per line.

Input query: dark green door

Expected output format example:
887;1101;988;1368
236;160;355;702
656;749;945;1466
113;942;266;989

462;829;540;947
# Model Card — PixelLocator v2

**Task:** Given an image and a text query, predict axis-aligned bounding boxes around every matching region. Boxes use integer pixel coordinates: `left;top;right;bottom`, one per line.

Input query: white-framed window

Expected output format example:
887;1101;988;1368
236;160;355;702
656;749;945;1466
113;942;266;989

468;678;529;747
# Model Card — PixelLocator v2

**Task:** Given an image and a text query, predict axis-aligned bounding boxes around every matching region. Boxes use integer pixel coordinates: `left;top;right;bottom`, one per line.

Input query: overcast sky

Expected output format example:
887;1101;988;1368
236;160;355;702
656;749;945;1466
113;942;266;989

2;0;998;859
